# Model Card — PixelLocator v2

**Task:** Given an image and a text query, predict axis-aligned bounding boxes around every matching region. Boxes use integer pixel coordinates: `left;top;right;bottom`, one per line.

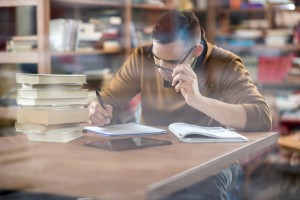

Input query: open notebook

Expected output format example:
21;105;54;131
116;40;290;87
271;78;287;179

169;122;249;143
85;122;166;136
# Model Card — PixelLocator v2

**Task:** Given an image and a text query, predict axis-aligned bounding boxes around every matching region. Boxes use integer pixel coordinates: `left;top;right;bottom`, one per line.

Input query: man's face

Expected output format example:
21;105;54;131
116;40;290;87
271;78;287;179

151;40;195;82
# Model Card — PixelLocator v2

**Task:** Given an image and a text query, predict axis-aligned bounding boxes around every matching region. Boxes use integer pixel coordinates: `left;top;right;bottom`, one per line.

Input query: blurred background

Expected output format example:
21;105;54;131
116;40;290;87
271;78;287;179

0;0;300;199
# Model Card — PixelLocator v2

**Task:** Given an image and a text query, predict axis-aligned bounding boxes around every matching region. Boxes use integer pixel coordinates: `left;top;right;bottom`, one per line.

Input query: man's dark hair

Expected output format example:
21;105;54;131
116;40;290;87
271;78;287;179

151;9;201;45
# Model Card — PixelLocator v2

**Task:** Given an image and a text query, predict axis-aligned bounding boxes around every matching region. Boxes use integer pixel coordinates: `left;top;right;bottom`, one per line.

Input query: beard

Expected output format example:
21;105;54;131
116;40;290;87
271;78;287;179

158;69;173;82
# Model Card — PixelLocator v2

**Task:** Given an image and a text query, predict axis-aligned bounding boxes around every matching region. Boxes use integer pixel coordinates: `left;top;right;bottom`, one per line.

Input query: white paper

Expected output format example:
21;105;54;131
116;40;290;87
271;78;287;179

169;122;249;143
85;122;166;136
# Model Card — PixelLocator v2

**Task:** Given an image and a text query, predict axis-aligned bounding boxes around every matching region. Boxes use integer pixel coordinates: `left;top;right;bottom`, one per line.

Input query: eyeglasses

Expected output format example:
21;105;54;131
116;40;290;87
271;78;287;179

147;45;196;73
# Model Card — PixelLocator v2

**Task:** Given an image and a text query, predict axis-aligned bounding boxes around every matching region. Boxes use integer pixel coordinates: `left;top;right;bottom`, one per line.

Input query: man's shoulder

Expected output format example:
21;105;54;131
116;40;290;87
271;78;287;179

128;43;152;59
134;43;152;53
203;44;245;80
210;45;240;61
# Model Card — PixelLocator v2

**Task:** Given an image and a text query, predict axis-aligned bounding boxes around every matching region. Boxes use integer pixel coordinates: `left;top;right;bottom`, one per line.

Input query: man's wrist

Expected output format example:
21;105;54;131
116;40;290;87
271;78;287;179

190;94;206;111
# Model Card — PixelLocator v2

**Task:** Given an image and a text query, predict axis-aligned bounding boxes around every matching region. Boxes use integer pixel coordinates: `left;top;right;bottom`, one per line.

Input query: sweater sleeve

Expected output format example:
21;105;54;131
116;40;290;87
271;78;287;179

101;47;143;119
220;56;272;132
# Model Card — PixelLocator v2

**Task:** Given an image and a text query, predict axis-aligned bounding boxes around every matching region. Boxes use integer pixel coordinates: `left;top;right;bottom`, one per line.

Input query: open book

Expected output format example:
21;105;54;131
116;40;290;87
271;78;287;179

169;123;249;143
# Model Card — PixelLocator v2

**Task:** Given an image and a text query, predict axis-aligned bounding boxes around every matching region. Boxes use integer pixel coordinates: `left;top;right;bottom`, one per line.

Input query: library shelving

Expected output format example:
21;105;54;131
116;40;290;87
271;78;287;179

1;0;300;124
0;0;50;120
0;0;50;73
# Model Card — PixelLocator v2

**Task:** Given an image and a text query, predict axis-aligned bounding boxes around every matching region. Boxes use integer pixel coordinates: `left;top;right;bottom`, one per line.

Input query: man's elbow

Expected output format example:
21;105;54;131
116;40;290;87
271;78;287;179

243;111;272;132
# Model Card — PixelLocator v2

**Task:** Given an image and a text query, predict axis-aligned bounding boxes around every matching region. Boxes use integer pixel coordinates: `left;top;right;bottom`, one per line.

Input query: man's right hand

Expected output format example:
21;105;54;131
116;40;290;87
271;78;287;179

88;100;113;126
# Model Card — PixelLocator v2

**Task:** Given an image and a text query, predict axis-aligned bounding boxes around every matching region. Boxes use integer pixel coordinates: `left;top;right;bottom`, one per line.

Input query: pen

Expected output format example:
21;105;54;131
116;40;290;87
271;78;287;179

96;90;106;108
95;90;110;123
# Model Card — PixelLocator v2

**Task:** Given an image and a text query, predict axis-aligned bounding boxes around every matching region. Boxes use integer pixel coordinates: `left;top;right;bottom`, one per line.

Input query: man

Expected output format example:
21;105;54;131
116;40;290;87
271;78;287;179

89;9;272;199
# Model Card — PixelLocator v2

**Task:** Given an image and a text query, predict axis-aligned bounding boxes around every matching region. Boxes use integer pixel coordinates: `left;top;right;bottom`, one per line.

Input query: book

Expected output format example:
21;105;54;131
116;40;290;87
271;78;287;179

9;35;38;52
16;73;86;85
25;130;83;143
16;97;87;106
15;122;82;134
168;123;249;143
12;35;37;42
50;19;66;52
21;83;83;90
17;89;88;99
17;107;89;125
85;122;166;136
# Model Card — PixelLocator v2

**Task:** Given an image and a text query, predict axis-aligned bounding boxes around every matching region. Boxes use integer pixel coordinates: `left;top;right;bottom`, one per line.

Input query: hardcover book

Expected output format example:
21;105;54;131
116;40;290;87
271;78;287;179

17;89;88;99
17;107;89;125
16;73;86;85
25;130;83;143
15;122;82;134
16;97;87;106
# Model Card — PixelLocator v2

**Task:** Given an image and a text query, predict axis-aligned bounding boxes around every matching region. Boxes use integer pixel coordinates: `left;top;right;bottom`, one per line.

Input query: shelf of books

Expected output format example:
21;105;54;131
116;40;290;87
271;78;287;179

0;0;50;74
215;5;300;13
0;52;39;64
51;0;124;7
0;0;38;7
48;0;129;62
131;4;174;11
51;49;123;57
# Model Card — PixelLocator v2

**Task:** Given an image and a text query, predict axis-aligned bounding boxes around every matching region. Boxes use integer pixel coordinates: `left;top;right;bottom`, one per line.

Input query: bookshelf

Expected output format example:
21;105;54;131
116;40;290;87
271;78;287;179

0;0;300;76
212;3;300;134
0;0;50;120
0;0;50;73
1;0;300;123
0;0;212;77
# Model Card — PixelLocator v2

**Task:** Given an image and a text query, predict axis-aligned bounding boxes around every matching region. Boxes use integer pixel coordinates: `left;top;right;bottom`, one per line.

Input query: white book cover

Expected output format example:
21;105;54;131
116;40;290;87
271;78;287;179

169;123;249;143
85;122;166;136
17;97;87;106
25;130;83;143
18;124;83;134
15;122;81;134
17;89;88;99
50;19;66;52
16;73;86;85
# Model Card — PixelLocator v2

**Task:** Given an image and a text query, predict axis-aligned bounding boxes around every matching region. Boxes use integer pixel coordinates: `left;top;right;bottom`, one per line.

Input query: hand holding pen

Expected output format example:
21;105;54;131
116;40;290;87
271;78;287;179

88;90;113;126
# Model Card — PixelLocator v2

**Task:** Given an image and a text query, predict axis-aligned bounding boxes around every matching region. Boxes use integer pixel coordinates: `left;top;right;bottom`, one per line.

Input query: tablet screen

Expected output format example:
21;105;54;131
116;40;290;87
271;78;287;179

85;137;172;151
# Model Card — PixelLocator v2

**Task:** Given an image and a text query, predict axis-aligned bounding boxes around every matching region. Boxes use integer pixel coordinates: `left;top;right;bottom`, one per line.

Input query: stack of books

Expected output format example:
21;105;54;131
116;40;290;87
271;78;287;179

15;73;89;143
258;54;293;83
265;29;293;47
285;57;300;82
6;35;37;52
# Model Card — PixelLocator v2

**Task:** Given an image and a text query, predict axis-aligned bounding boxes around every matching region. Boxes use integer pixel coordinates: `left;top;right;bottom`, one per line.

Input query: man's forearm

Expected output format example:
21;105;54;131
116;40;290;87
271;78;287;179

193;96;247;130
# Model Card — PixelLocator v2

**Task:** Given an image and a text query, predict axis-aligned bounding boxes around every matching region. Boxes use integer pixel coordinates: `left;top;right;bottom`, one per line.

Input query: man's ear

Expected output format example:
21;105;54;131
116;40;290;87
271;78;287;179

194;44;203;57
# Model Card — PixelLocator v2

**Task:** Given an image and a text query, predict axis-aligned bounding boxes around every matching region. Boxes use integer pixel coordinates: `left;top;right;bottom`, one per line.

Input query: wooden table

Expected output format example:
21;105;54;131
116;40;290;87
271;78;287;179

278;131;300;152
0;131;278;200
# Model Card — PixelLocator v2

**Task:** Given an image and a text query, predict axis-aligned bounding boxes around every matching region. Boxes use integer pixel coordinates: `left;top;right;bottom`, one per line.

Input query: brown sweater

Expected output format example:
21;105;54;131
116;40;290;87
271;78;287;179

102;39;272;132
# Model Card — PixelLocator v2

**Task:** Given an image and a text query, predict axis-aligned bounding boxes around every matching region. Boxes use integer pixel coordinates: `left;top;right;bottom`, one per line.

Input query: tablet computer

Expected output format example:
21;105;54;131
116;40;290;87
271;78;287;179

84;137;172;151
